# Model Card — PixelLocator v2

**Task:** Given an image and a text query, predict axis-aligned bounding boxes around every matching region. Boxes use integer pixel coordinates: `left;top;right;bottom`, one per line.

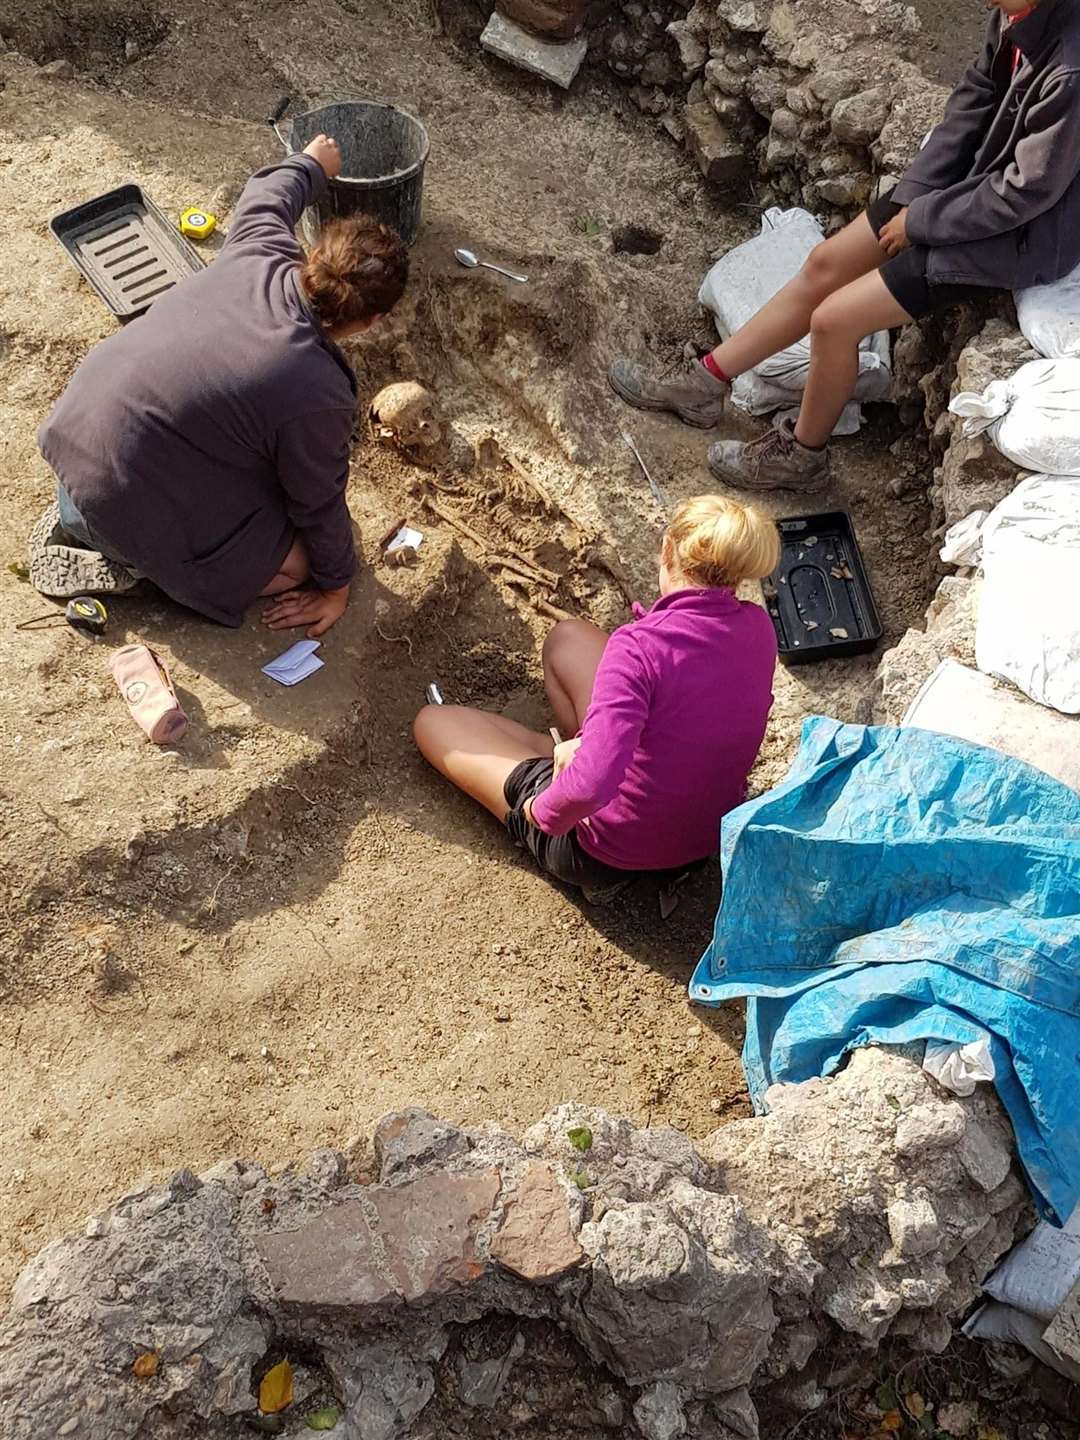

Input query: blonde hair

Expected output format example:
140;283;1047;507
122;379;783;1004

666;494;780;589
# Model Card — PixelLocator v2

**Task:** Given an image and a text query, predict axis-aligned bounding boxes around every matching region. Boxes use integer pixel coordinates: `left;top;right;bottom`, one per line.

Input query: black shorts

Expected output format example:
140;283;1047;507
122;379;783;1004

503;757;631;892
867;189;995;319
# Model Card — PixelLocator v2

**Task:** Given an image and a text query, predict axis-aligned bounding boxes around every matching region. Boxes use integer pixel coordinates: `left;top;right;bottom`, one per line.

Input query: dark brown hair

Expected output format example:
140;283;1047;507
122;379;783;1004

300;215;409;330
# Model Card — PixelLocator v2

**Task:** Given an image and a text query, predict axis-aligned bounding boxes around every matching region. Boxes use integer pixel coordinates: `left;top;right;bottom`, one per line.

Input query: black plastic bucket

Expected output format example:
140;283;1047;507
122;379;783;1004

277;100;429;247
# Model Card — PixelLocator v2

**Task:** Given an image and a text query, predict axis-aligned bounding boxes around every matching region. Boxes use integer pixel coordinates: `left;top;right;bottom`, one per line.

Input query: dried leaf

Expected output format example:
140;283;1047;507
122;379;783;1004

905;1392;927;1421
829;626;850;639
133;1350;160;1379
259;1359;294;1415
261;1196;277;1215
567;1126;593;1153
882;1411;903;1432
305;1408;340;1431
977;1429;1005;1440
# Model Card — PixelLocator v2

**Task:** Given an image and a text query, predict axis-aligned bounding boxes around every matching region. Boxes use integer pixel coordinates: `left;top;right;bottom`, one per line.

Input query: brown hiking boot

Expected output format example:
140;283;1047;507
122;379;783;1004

707;416;831;493
608;355;729;429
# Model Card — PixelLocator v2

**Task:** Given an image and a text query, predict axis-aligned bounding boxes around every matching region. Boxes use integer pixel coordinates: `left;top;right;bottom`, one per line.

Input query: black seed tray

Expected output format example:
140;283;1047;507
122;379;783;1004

761;510;882;665
50;184;203;321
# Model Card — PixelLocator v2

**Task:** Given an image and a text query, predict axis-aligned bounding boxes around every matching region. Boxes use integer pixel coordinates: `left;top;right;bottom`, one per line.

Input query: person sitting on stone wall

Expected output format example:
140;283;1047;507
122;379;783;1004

33;137;408;637
609;0;1080;492
412;494;779;904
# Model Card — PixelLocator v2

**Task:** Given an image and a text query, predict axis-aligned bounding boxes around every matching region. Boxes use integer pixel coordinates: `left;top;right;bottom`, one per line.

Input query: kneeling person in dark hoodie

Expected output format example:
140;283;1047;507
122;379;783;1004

610;0;1080;492
36;135;409;638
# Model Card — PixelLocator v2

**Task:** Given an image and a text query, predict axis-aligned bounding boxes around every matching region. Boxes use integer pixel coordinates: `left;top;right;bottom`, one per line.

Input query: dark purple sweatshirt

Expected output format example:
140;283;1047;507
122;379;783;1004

38;155;358;626
530;588;777;871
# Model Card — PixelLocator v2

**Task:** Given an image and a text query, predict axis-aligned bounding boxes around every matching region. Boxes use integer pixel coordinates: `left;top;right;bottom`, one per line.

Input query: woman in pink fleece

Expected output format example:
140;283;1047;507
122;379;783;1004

413;494;780;903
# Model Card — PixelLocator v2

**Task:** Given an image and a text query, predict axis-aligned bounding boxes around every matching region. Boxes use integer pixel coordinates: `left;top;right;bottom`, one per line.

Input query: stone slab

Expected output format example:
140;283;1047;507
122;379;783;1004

480;12;588;90
490;1163;584;1282
255;1168;500;1309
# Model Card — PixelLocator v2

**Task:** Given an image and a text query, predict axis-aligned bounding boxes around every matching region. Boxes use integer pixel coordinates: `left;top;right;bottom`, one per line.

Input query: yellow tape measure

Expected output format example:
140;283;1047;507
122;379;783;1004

179;207;217;240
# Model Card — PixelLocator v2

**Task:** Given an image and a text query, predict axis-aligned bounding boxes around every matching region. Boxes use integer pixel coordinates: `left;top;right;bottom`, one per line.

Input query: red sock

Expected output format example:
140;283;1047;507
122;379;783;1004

702;352;730;384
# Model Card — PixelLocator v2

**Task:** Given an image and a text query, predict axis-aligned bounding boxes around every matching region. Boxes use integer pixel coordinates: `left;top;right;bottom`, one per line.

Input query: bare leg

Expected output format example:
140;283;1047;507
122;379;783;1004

258;535;310;597
794;271;911;449
711;215;886;378
413;705;554;821
542;619;609;736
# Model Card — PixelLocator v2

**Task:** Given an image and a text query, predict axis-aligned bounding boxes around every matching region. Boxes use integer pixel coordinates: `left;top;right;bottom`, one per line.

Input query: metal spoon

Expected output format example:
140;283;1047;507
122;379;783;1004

454;247;528;284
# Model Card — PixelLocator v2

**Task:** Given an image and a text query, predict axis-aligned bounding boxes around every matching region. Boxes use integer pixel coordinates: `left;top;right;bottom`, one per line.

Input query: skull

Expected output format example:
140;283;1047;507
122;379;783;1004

369;382;443;449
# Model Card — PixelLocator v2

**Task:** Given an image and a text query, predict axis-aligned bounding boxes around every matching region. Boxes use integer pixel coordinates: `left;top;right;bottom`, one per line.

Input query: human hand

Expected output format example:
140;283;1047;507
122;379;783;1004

303;134;342;179
261;585;349;638
879;207;910;258
552;736;582;779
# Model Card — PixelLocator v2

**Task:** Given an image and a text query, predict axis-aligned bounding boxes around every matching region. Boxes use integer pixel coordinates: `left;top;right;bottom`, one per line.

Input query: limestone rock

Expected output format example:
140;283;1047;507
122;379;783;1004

490;1162;584;1281
831;87;891;145
887;1191;941;1258
575;1188;776;1390
815;173;869;208
375;1109;470;1180
770;107;799;139
873;578;980;725
809;67;859;110
634;1380;687;1440
3;1171;266;1440
894;1100;967;1158
716;0;766;32
686;101;748;190
39;58;75;79
668;20;707;75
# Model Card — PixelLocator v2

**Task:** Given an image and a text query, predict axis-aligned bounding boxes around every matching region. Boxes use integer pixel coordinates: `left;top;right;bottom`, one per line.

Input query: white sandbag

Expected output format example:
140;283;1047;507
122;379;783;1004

964;1302;1080;1384
1016;258;1080;358
983;1204;1080;1323
901;659;1080;792
699;207;892;435
975;475;1080;714
922;1037;994;1096
950;358;1080;474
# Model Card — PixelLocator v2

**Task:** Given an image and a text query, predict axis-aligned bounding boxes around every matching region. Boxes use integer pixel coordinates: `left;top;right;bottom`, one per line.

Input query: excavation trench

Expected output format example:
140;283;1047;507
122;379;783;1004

0;0;987;1353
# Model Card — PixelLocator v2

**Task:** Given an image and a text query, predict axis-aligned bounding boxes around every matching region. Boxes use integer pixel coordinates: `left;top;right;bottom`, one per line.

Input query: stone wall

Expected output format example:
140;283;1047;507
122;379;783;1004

0;1048;1029;1439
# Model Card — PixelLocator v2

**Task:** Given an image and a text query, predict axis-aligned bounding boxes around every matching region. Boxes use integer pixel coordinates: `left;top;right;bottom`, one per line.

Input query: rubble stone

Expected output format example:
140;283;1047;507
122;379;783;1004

831;87;891;145
887;1191;941;1257
634;1380;688;1440
491;1162;584;1281
685;101;747;189
375;1108;470;1180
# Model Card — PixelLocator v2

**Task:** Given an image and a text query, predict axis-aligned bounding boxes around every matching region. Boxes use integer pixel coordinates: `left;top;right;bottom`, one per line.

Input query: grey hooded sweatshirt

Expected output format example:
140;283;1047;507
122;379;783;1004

893;0;1080;289
38;154;358;626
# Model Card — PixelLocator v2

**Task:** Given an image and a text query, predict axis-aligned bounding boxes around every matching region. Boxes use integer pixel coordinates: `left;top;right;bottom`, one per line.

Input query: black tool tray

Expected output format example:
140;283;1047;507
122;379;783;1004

50;184;204;321
761;510;882;664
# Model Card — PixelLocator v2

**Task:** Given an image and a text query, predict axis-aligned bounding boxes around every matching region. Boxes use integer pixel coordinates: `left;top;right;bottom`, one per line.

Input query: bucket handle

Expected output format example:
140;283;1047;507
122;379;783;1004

267;95;292;150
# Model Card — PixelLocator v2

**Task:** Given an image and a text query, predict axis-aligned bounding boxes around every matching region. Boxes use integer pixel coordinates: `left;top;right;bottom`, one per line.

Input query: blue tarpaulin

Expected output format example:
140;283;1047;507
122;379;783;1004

689;717;1080;1225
